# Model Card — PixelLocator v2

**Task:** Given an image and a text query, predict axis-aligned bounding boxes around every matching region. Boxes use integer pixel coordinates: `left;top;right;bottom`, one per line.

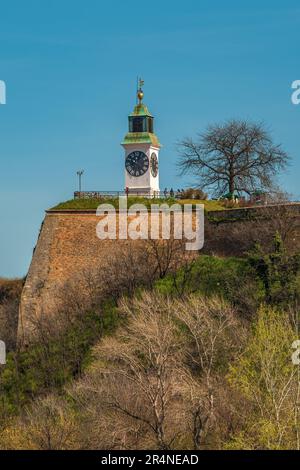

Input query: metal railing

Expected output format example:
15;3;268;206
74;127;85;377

74;190;173;199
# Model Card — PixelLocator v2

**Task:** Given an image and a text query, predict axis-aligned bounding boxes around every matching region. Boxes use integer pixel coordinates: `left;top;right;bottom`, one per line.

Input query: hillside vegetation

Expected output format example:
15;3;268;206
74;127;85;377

0;278;23;350
0;230;300;449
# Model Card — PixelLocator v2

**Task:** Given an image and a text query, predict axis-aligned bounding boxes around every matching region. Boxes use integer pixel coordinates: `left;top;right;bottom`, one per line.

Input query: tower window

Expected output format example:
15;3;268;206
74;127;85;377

148;117;153;133
132;117;144;132
129;116;153;133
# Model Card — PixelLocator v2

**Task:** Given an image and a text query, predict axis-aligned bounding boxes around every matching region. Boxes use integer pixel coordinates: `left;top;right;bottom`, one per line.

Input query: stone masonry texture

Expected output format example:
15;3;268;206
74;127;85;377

18;204;300;344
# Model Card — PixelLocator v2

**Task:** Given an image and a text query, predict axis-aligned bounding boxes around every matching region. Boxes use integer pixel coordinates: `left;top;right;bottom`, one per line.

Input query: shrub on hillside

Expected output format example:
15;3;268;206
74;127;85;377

0;279;23;350
178;188;208;200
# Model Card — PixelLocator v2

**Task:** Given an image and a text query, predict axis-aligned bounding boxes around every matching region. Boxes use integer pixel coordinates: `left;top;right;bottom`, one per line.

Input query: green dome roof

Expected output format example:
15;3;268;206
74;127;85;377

129;103;153;117
121;131;160;147
122;85;161;148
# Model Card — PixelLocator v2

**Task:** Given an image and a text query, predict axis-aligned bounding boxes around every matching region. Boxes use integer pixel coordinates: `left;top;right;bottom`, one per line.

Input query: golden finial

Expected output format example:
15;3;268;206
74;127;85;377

137;78;144;104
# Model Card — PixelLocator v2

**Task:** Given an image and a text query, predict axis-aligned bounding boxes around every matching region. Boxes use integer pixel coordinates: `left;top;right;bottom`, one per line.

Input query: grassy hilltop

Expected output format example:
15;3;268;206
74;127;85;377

50;197;226;212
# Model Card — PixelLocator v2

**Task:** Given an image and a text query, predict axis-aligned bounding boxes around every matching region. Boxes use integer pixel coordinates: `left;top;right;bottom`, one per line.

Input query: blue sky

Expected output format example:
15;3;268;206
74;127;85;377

0;0;299;277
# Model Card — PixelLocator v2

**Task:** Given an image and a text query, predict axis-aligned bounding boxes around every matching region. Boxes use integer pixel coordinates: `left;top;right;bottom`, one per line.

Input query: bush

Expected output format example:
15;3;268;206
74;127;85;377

156;255;264;318
178;188;208;200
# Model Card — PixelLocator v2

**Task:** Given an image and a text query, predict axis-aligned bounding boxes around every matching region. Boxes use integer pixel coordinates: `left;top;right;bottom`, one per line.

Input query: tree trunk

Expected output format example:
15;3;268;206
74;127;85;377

229;172;235;196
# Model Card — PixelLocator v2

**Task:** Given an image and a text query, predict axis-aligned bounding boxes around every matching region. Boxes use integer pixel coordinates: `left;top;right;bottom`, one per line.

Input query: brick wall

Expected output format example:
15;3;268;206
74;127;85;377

18;204;300;343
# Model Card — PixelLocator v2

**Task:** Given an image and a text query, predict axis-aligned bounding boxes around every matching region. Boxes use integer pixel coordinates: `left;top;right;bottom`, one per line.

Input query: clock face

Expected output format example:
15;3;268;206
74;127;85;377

150;153;158;177
125;151;149;177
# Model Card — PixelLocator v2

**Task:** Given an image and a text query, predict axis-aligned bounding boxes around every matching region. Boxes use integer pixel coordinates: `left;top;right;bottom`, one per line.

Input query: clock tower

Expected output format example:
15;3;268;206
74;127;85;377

121;80;161;196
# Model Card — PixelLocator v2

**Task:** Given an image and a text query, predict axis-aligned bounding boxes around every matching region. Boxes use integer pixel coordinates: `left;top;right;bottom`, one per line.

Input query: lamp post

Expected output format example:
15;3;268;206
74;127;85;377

76;170;84;193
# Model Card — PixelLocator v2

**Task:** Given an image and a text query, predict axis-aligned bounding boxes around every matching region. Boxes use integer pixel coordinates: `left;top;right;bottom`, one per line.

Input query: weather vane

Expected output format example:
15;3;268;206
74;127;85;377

137;77;144;104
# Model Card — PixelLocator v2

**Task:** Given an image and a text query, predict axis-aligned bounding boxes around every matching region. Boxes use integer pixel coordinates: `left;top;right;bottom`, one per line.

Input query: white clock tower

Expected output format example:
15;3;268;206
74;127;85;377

121;80;161;196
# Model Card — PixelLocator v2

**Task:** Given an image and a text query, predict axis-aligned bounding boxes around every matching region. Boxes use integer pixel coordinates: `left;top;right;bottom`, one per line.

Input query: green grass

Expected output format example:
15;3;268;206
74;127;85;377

0;299;120;418
49;197;226;212
156;255;246;295
155;254;265;312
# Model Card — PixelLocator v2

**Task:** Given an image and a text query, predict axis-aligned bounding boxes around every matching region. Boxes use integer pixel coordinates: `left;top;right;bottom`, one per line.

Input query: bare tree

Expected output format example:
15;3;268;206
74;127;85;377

72;292;187;450
173;296;244;448
69;292;242;450
146;238;195;280
0;395;79;450
178;120;289;197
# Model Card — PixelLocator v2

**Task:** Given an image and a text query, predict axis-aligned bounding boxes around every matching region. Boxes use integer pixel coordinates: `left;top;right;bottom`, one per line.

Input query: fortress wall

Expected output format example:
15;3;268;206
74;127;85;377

18;212;127;343
206;203;300;221
18;204;300;343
